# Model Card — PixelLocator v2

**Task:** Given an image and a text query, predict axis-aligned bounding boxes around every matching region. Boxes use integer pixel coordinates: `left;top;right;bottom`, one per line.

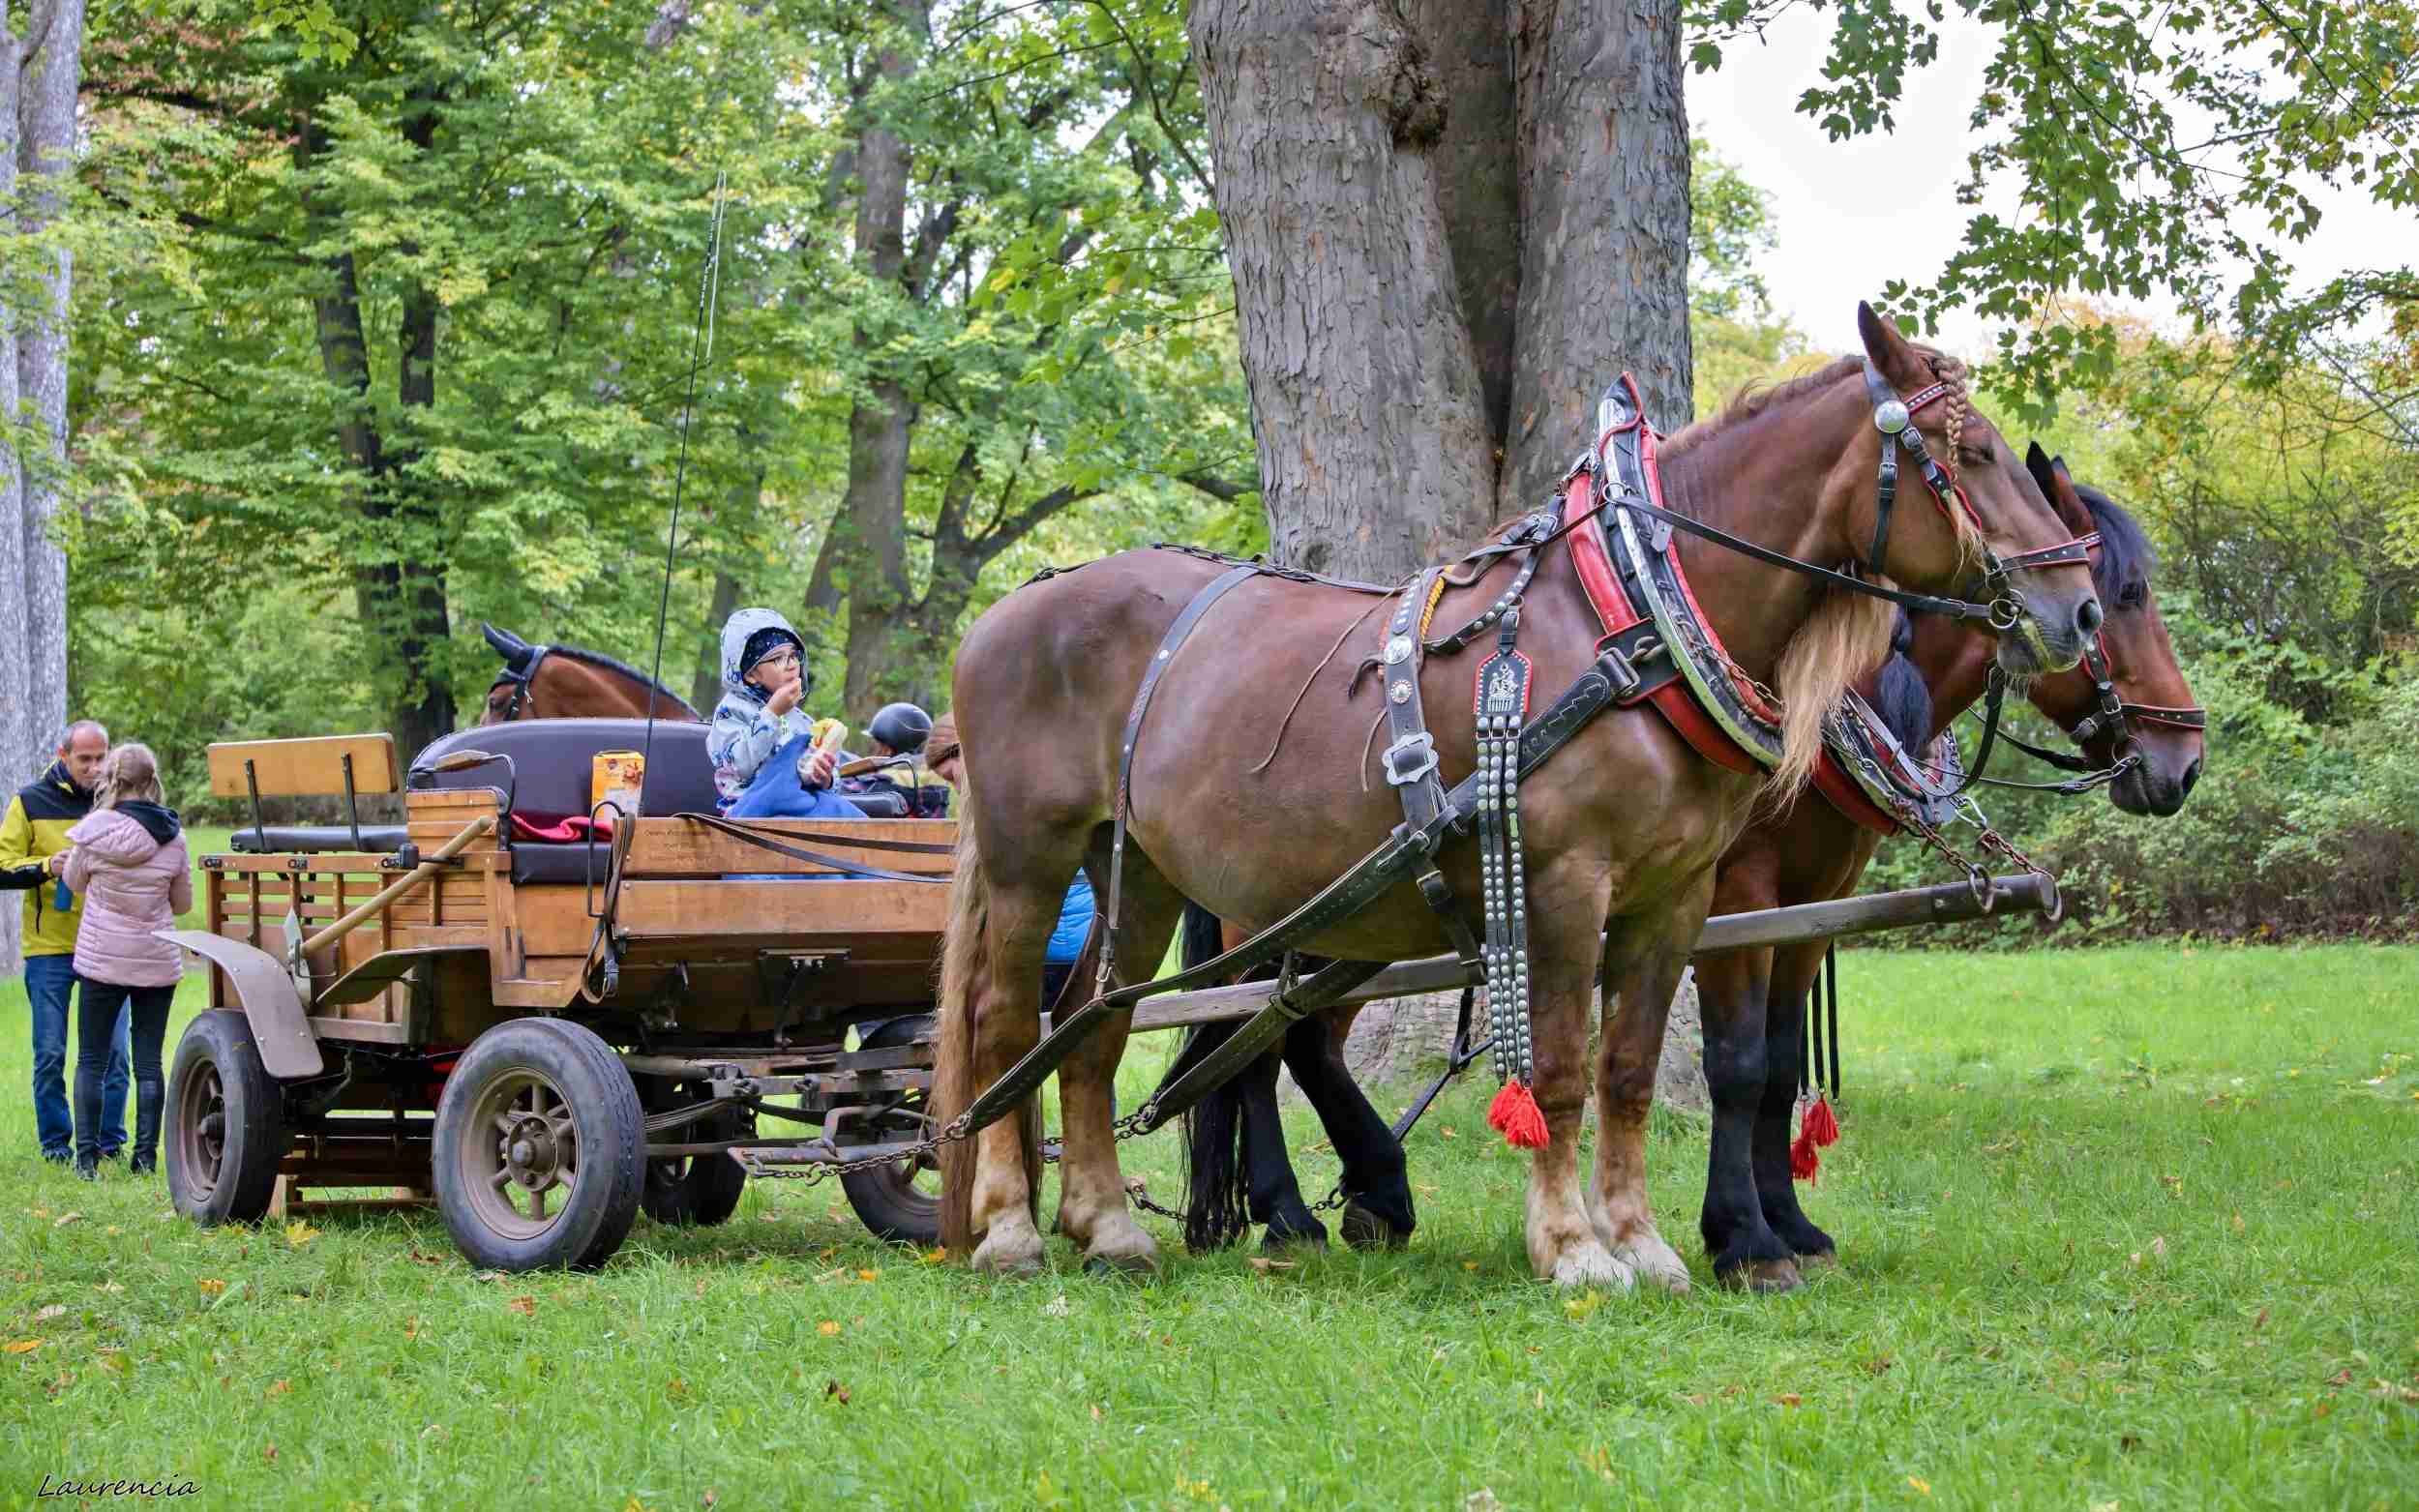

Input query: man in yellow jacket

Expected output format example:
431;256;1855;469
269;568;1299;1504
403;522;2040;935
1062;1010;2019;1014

0;721;131;1163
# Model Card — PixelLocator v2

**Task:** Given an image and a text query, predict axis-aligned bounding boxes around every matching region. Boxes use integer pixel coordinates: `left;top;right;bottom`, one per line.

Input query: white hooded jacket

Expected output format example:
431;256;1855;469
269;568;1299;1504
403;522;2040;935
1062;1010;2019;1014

707;608;813;809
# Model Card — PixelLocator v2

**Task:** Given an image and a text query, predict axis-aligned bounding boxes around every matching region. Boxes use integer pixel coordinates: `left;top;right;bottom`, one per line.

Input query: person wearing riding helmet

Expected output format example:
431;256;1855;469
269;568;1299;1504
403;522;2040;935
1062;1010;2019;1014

856;702;950;817
708;608;844;814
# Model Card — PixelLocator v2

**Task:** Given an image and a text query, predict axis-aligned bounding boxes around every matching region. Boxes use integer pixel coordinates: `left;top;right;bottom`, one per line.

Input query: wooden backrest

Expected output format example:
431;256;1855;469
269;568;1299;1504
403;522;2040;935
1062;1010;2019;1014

208;734;402;799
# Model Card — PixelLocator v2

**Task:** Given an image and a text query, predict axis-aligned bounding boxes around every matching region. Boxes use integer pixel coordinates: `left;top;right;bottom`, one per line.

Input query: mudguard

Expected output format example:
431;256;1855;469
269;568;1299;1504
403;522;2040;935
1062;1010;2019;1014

157;931;326;1079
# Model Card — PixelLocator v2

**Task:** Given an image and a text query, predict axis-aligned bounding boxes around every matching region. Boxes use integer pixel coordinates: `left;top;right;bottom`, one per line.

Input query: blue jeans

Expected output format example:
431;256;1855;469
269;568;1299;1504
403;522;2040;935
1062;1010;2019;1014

25;955;129;1159
75;981;172;1169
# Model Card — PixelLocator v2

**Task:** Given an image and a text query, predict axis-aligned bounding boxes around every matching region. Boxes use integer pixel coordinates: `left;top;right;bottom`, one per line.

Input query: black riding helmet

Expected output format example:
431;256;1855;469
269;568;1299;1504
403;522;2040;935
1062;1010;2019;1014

868;701;933;755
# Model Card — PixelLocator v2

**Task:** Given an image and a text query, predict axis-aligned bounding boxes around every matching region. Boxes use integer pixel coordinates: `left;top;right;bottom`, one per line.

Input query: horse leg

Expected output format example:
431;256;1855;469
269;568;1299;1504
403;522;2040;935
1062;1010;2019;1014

1520;858;1631;1288
1281;1008;1414;1249
951;865;1079;1277
1588;904;1702;1295
1694;948;1801;1292
1049;845;1183;1276
1238;1044;1328;1252
1751;939;1837;1266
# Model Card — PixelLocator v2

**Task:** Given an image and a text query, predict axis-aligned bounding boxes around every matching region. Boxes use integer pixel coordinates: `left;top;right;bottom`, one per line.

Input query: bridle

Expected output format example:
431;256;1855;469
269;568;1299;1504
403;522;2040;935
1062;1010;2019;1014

1974;543;2208;793
488;644;552;723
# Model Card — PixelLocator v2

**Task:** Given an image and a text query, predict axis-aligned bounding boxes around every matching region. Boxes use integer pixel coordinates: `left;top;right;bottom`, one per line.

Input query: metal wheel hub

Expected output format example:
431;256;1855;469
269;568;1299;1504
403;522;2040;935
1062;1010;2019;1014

496;1112;566;1191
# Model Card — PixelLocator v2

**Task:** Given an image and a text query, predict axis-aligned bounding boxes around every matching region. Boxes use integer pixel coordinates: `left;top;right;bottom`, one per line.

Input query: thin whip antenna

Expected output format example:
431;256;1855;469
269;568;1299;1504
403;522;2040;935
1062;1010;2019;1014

642;171;730;807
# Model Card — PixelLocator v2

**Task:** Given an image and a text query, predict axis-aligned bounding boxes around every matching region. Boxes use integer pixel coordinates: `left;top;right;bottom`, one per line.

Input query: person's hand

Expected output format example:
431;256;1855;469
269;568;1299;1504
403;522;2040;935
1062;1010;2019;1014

802;749;837;788
45;849;70;876
765;676;802;718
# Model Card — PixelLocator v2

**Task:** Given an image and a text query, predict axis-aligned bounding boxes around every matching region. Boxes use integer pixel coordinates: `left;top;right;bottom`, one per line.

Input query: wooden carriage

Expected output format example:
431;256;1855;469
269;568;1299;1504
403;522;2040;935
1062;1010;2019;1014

164;720;956;1271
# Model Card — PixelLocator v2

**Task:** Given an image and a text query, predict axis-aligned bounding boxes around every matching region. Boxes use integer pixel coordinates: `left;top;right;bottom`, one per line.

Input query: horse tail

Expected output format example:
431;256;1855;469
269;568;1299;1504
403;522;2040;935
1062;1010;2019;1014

933;788;1041;1256
1175;902;1252;1252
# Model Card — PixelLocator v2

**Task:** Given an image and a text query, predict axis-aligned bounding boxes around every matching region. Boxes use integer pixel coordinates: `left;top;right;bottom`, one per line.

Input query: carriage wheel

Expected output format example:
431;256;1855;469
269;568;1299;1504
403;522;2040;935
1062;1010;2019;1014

433;1019;643;1272
640;1078;749;1228
838;1015;943;1246
165;1011;288;1227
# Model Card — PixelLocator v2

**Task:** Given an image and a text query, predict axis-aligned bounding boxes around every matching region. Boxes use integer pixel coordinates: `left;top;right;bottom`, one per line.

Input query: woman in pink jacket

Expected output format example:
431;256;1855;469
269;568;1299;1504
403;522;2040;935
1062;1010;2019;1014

61;744;191;1179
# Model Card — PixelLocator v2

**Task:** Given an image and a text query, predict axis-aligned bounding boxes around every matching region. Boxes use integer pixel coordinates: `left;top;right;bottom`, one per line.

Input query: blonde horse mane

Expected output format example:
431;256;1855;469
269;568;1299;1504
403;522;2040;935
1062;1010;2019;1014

1663;347;1986;801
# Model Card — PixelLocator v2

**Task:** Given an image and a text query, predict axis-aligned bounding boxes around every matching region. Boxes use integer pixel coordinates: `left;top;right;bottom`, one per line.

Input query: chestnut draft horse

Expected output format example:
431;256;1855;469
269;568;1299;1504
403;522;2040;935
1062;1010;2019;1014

1683;446;2205;1291
932;306;2105;1286
1171;449;2205;1282
478;623;702;724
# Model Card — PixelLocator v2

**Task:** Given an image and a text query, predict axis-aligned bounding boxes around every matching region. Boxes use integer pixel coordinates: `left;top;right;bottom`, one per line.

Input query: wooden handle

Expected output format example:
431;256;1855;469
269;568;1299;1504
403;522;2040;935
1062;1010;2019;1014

299;815;496;960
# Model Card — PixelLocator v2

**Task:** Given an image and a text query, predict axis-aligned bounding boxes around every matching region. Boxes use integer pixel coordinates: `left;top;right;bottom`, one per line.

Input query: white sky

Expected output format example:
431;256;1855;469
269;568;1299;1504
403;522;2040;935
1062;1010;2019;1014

1687;7;2412;358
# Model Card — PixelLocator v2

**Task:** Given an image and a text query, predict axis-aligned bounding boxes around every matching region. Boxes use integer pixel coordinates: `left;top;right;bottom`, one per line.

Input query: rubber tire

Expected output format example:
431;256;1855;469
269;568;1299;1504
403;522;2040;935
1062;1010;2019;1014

165;1010;289;1227
433;1018;645;1272
640;1079;748;1227
838;1015;942;1246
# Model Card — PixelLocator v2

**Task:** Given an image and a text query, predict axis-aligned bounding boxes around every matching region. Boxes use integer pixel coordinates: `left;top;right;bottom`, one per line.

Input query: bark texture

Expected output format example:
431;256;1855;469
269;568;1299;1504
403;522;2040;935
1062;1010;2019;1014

0;6;24;977
1193;0;1499;580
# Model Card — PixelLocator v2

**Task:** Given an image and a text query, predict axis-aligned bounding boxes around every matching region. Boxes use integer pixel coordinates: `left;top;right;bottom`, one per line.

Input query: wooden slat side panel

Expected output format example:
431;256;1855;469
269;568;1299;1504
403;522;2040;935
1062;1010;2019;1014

612;879;950;948
618;817;957;877
208;734;400;797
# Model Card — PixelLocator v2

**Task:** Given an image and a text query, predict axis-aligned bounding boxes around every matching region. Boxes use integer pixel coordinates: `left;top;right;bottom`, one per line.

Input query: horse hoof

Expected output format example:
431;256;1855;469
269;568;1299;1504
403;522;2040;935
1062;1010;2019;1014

970;1229;1046;1277
1795;1248;1839;1272
1718;1258;1803;1294
1262;1226;1329;1255
1611;1233;1692;1295
1547;1240;1637;1290
1339;1201;1410;1252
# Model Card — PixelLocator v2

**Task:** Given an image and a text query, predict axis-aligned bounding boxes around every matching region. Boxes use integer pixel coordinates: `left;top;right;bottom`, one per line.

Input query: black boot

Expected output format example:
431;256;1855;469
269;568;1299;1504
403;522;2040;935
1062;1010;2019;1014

131;1076;164;1179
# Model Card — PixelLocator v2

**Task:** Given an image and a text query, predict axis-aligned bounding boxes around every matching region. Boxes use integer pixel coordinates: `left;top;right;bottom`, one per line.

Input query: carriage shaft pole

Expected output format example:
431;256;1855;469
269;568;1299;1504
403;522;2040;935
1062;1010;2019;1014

1121;873;2057;1035
297;815;498;961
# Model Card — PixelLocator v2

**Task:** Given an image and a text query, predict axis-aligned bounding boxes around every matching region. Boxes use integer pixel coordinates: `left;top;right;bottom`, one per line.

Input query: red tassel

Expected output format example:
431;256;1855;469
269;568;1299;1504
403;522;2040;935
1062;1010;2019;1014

1789;1097;1838;1183
1486;1081;1551;1149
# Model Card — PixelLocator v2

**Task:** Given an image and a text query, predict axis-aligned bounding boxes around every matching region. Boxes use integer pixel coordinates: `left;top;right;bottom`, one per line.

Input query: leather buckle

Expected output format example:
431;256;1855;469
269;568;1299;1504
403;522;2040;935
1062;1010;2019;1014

1383;731;1439;787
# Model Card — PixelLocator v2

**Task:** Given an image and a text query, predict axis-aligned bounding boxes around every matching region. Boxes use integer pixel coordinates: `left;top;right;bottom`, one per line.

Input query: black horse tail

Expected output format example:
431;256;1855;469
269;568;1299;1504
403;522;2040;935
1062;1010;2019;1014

1175;902;1251;1252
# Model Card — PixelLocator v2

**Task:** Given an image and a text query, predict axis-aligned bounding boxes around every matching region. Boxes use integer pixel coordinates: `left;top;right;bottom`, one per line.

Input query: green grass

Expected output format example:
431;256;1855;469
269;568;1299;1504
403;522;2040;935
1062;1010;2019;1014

1;944;2414;1508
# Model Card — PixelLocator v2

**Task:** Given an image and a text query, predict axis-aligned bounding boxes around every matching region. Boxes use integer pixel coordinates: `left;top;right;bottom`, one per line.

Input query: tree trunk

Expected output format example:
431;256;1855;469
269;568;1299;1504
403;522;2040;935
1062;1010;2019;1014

1191;0;1696;1088
694;564;744;716
15;0;78;769
0;7;24;977
1191;0;1499;581
1499;0;1692;516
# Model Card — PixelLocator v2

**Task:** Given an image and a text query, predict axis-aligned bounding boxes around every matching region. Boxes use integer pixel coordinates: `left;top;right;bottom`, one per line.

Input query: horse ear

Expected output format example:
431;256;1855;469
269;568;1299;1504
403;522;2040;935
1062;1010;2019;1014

2024;441;2058;496
1856;301;1922;387
482;622;533;668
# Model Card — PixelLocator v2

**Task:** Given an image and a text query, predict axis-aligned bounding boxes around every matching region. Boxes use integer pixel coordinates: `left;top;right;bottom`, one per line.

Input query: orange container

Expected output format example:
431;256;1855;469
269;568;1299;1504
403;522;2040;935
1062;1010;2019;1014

591;750;645;819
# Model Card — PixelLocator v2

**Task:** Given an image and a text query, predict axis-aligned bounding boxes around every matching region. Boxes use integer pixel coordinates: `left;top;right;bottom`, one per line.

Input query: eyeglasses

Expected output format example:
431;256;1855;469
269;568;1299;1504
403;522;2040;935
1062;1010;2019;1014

750;648;801;672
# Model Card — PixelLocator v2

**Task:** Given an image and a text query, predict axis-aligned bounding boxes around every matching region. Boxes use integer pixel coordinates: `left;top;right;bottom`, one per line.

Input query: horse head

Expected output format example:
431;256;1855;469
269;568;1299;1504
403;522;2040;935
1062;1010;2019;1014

1851;303;2102;678
482;622;538;674
2022;445;2205;816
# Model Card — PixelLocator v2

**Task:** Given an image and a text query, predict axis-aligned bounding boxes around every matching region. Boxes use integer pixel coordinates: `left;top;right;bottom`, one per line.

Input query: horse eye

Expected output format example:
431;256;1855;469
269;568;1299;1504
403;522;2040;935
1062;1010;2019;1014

2119;581;2147;608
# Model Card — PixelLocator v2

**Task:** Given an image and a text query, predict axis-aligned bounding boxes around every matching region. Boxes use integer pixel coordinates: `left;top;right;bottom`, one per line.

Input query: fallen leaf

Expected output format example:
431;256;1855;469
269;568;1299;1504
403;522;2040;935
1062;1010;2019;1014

33;1305;65;1323
823;1379;850;1405
919;1248;947;1264
1090;1403;1103;1422
702;1494;716;1509
408;1249;445;1264
855;1268;880;1282
2254;1308;2268;1330
284;1221;320;1248
1041;1294;1071;1318
2230;1213;2246;1233
1464;1491;1502;1512
1462;1260;1479;1272
472;1270;507;1283
2150;1235;2167;1259
5;1340;41;1354
818;1320;842;1337
1907;1477;1931;1496
667;1377;688;1399
1564;1291;1603;1320
53;1212;83;1228
1245;1257;1296;1274
266;1379;291;1398
1773;1393;1803;1407
508;1295;536;1317
2327;1369;2354;1386
1534;1388;1545;1409
263;1444;278;1462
